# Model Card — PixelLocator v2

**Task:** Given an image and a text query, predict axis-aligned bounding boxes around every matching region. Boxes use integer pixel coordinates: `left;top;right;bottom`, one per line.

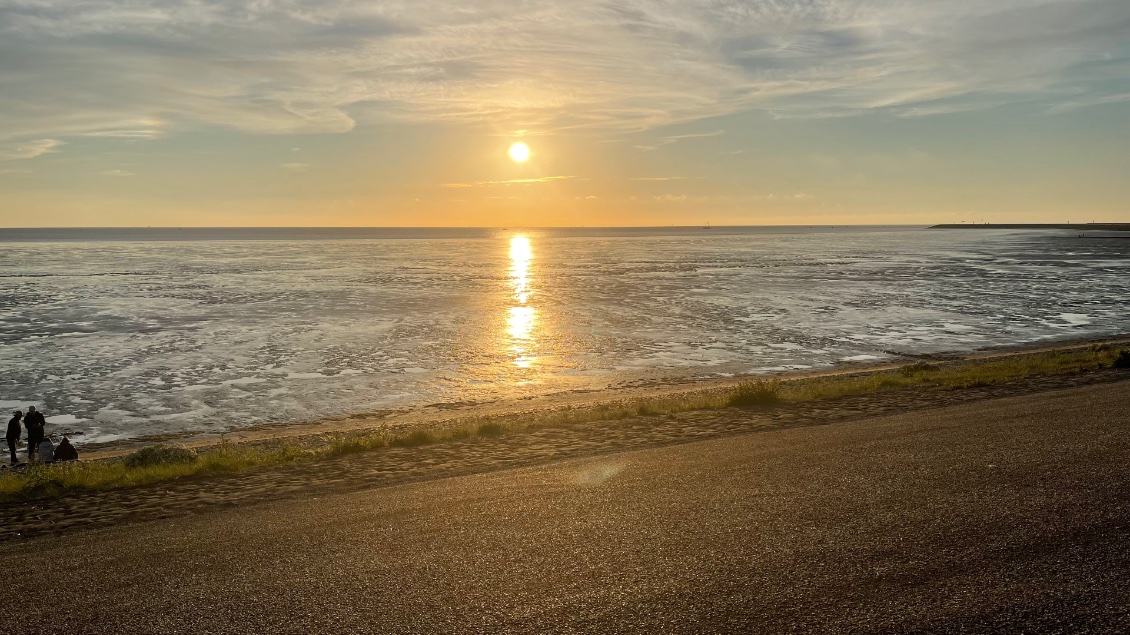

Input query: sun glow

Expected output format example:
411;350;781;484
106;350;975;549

508;142;530;162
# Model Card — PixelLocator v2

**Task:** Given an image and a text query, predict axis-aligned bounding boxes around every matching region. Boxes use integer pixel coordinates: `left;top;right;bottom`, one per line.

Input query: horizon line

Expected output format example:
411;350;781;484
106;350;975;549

0;223;953;230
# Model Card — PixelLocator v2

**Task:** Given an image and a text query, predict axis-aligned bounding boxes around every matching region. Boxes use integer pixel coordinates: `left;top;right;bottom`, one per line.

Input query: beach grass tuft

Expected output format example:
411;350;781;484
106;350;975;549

900;361;940;376
1;342;1127;504
476;422;506;437
122;444;197;468
391;430;437;447
726;380;782;407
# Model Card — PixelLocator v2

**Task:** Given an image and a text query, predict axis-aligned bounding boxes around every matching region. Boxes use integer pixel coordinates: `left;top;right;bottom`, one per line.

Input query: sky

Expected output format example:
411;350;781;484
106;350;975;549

1;0;1128;227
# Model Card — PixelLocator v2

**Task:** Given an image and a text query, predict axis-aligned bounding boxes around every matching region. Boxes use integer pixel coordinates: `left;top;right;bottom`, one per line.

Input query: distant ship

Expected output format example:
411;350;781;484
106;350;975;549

703;221;712;230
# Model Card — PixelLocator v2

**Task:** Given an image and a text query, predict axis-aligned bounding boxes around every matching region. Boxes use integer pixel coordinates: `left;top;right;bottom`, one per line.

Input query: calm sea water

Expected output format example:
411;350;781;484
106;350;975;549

1;226;1127;444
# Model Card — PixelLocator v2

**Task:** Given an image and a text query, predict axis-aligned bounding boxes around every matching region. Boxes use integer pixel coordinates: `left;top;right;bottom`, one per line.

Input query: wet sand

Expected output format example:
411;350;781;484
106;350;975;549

1;375;1127;633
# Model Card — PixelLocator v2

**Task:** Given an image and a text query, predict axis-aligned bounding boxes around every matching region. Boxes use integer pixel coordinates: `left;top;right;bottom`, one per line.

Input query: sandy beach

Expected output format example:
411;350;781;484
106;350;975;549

2;374;1127;633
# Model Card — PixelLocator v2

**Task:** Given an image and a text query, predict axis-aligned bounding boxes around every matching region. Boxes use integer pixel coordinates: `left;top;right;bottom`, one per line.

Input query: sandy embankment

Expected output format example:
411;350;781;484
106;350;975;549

80;334;1130;461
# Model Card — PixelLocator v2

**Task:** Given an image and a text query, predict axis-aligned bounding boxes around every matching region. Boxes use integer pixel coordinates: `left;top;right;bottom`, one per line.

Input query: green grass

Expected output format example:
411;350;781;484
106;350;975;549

1;344;1126;504
727;379;782;407
0;441;311;501
782;344;1124;401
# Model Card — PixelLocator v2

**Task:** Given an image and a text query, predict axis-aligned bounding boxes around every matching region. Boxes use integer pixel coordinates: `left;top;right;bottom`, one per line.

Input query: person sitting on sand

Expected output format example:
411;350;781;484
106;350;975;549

38;437;55;464
5;410;20;466
24;406;45;461
54;436;78;462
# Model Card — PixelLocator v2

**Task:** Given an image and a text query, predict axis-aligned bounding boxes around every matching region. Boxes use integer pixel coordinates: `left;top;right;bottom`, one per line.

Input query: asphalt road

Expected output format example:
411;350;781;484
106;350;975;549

3;381;1128;634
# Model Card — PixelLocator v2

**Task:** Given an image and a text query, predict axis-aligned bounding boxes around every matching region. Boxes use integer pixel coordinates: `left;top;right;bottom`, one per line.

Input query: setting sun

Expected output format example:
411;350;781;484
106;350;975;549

508;142;530;162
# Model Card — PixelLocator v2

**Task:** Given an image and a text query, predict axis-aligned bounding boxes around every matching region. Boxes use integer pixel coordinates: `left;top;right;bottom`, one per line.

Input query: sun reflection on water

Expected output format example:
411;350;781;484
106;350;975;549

510;236;532;304
507;236;536;368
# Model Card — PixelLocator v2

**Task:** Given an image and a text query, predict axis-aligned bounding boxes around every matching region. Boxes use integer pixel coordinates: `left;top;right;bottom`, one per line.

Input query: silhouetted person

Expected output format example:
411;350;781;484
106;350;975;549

24;406;45;462
38;437;55;464
55;436;78;462
5;410;20;466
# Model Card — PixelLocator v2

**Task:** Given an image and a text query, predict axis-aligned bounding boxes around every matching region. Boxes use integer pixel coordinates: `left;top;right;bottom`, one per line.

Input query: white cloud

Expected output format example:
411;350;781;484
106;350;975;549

281;162;310;172
81;129;164;139
636;129;726;150
765;192;815;201
100;169;135;176
0;0;1126;142
0;139;65;161
1048;92;1130;114
441;175;576;187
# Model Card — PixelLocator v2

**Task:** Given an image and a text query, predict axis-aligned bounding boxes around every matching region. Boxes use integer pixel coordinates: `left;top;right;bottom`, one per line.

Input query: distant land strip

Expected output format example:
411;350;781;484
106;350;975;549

929;223;1130;231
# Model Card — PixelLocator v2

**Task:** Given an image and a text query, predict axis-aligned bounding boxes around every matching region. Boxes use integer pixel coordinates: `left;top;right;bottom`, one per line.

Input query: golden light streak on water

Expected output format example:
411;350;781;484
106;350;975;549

507;236;536;368
510;236;532;304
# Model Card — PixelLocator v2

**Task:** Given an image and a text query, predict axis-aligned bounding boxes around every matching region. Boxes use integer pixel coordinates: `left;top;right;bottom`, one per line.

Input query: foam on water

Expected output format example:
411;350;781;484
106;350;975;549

1;227;1127;443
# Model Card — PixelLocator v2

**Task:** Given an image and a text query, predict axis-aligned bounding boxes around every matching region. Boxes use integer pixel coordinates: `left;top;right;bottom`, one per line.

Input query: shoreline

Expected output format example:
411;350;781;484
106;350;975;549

75;332;1130;460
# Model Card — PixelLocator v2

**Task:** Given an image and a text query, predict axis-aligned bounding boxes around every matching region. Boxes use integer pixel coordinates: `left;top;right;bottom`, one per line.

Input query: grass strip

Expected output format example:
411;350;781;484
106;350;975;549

2;344;1127;503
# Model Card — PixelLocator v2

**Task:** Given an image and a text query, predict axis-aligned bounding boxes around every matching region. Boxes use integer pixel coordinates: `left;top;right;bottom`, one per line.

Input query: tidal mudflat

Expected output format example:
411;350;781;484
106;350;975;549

3;226;1128;447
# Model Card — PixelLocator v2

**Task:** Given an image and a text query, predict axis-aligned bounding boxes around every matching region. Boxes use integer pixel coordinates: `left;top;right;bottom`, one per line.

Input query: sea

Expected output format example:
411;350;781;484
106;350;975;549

1;226;1127;445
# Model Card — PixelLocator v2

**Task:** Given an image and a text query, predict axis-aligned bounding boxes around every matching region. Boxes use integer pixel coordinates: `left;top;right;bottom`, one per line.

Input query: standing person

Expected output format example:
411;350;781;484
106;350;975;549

24;406;45;462
5;410;20;466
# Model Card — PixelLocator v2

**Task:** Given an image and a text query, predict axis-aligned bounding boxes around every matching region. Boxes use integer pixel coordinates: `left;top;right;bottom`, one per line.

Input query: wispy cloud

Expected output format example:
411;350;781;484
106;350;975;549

100;169;135;176
635;130;726;151
441;175;577;187
0;0;1127;143
82;129;163;139
281;163;311;172
1048;92;1130;114
765;192;815;201
0;139;65;161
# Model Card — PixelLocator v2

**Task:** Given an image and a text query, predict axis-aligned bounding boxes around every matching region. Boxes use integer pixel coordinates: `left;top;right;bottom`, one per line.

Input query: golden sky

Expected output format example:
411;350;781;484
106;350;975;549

1;0;1128;226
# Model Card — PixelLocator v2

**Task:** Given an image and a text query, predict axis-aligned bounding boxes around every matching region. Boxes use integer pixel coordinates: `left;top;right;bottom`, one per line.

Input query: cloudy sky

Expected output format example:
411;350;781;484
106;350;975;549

1;0;1128;226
